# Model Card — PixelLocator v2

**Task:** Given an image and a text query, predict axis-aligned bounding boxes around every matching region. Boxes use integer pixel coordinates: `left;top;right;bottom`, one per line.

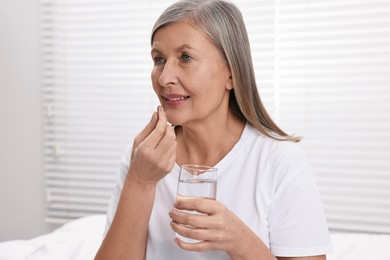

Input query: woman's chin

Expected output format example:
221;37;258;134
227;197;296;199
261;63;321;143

165;112;185;126
165;115;180;126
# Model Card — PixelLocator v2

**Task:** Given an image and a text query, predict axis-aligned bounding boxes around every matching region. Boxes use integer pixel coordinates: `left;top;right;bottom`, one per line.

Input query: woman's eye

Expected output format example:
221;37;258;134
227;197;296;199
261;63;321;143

181;54;192;63
154;57;165;65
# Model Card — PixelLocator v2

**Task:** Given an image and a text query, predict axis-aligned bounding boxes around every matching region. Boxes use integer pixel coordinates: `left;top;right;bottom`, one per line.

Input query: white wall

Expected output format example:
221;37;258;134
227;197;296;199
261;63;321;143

0;0;59;241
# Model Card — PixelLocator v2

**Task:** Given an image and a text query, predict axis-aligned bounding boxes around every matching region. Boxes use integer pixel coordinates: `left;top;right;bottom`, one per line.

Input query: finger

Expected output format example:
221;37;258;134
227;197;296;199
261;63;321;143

171;221;208;243
174;237;213;252
154;124;176;153
175;197;221;215
142;107;168;149
155;129;176;173
133;111;158;148
169;209;209;229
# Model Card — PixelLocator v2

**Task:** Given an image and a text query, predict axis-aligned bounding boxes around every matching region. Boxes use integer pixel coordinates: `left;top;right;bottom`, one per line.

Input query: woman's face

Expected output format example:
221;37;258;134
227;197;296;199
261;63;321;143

151;21;233;127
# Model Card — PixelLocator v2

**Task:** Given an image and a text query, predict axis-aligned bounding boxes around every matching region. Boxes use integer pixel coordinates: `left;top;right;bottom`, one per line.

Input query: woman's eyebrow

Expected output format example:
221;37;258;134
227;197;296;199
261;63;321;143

151;44;197;55
175;44;196;52
151;47;161;54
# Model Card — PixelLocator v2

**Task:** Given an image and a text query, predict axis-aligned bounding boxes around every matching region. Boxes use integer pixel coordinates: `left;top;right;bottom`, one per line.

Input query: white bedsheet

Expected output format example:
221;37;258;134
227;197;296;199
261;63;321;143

0;215;389;260
0;215;104;260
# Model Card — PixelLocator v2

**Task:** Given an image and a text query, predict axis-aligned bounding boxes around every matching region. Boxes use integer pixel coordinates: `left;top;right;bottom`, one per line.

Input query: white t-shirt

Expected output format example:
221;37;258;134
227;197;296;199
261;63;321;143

104;123;333;259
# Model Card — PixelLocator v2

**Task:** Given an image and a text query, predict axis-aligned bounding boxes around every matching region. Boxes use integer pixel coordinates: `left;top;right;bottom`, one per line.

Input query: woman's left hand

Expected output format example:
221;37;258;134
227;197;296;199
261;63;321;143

169;198;268;259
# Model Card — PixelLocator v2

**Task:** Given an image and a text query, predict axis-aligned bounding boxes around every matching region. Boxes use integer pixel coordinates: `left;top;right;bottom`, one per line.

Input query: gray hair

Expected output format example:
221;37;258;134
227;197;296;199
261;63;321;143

151;0;300;142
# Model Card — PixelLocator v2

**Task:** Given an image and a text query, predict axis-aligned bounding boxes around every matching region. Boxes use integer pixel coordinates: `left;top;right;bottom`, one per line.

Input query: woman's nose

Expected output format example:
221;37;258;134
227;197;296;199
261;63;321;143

158;60;178;87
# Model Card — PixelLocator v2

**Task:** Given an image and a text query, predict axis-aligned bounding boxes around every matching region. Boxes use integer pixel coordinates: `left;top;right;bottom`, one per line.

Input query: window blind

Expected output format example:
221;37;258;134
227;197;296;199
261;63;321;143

292;0;390;234
41;0;172;223
239;0;390;233
42;0;390;234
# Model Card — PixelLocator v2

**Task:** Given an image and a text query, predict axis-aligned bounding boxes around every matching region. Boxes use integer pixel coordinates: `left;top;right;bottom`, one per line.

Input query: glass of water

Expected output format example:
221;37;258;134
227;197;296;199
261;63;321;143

175;164;217;243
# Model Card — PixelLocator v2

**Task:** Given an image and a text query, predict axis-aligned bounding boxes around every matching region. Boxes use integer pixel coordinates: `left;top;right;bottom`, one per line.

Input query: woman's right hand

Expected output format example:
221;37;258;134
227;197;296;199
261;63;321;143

128;106;176;186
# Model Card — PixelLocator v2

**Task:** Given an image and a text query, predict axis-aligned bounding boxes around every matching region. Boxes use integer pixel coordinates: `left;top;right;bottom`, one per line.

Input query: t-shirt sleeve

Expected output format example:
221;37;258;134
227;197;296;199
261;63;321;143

268;154;333;256
103;142;132;238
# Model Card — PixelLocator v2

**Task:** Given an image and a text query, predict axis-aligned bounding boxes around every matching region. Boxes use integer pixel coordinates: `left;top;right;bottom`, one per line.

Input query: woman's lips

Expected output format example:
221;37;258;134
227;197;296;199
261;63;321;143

163;94;190;105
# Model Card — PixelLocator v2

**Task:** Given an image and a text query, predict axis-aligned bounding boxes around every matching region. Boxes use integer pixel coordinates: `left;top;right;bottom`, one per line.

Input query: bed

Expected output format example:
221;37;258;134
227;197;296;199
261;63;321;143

0;214;389;260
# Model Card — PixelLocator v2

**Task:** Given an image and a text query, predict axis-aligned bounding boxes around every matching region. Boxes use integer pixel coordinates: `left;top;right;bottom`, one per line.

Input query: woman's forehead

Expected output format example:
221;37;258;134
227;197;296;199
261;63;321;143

152;21;213;51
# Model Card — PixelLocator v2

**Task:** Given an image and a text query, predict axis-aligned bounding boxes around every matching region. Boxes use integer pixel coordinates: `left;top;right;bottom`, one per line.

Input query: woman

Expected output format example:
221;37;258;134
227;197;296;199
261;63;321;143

95;0;332;259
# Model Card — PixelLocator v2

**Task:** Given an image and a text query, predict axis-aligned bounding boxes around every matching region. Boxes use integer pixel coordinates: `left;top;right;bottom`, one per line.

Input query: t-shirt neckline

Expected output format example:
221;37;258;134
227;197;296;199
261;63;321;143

172;122;252;178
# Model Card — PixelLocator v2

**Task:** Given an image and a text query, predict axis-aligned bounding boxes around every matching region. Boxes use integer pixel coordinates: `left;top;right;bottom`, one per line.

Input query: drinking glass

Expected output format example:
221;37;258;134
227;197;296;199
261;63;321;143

175;164;218;243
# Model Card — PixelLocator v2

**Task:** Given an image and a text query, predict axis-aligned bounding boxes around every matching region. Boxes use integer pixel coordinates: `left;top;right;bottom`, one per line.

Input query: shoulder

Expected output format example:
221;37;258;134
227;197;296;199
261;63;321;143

245;123;308;168
243;124;311;189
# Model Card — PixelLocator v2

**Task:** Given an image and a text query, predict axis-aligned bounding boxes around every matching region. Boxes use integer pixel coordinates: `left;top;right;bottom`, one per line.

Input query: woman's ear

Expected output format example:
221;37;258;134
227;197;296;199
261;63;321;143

226;74;234;90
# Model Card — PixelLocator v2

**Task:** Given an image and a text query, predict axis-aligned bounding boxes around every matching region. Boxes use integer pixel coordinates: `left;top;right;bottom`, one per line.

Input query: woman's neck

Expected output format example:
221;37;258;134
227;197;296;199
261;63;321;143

175;115;245;167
